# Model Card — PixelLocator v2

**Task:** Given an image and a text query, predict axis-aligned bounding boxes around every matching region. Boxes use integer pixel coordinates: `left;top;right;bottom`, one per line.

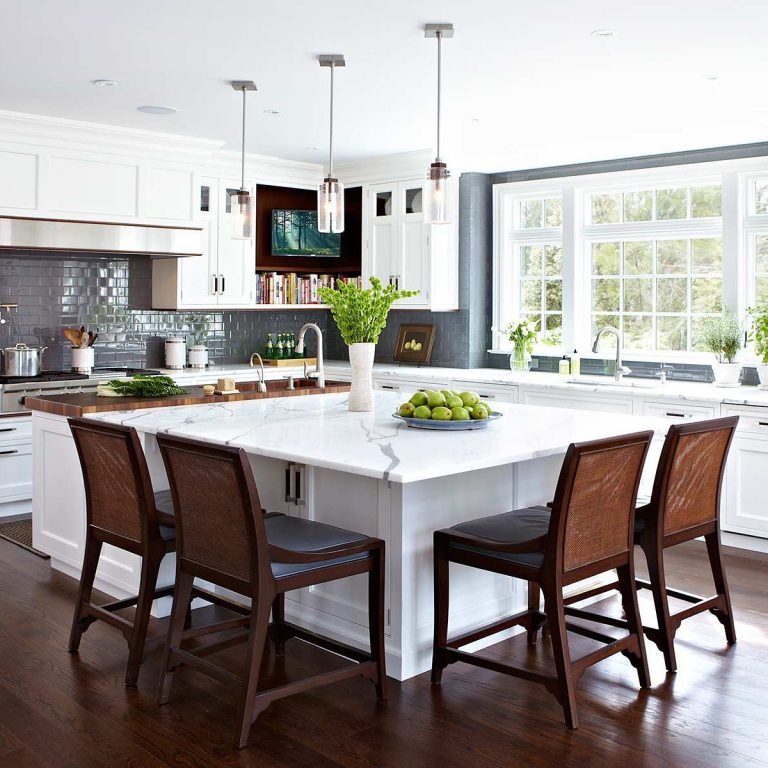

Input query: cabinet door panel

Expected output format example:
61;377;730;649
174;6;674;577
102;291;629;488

216;182;254;306
724;435;768;538
0;151;37;209
519;388;634;414
397;215;428;305
179;221;218;307
145;167;193;220
48;156;138;216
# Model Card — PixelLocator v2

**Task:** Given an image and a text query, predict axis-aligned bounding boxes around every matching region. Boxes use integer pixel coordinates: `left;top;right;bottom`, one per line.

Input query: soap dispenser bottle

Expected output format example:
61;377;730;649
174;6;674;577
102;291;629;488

570;349;580;376
559;355;571;376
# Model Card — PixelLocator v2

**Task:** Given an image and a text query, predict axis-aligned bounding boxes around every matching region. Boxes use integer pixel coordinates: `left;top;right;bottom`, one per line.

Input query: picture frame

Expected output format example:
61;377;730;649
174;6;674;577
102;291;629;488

393;324;435;365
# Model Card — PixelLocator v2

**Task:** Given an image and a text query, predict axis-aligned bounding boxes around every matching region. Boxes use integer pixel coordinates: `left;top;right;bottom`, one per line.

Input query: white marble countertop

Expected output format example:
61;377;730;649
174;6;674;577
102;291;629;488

84;391;668;484
323;362;768;408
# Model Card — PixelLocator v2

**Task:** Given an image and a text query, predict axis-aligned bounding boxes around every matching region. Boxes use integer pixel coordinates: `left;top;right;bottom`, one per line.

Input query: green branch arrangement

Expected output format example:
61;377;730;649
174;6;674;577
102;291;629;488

318;277;418;345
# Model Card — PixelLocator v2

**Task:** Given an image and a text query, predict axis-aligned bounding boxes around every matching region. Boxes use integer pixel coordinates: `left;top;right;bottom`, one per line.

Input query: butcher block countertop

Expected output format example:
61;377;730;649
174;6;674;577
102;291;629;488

24;378;351;418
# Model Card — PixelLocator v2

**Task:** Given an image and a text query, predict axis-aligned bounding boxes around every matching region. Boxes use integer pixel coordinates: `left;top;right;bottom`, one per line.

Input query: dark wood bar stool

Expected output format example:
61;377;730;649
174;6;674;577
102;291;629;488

432;431;653;729
632;416;739;672
154;433;387;750
68;417;178;686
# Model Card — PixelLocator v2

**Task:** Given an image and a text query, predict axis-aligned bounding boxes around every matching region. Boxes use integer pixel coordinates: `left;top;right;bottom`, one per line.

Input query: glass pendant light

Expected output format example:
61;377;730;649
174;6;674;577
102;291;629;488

317;55;345;234
230;80;257;239
424;24;454;225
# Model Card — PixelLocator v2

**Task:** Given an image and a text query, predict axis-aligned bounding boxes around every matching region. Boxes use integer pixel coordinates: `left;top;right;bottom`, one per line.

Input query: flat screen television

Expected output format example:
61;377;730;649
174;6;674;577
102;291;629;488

271;209;341;257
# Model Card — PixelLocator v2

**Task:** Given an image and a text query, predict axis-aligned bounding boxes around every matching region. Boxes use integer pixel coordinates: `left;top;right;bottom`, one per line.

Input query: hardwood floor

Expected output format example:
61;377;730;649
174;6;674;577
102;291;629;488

0;537;766;767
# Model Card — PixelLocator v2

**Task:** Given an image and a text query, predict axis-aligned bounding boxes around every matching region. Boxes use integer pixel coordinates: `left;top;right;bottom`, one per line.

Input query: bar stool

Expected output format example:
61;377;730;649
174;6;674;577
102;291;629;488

154;433;387;750
632;417;739;671
67;417;178;686
432;430;654;729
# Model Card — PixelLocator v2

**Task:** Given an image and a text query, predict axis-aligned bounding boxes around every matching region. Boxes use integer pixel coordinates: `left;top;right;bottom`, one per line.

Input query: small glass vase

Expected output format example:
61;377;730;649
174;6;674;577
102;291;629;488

509;346;532;373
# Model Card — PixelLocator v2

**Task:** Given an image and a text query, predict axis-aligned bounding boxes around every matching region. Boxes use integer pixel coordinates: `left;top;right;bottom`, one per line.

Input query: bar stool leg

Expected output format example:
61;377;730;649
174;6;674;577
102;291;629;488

542;585;578;730
158;570;195;705
616;563;650;688
125;550;163;686
68;534;102;653
704;532;737;645
431;537;449;684
369;543;388;700
271;595;286;656
640;539;677;673
527;583;541;645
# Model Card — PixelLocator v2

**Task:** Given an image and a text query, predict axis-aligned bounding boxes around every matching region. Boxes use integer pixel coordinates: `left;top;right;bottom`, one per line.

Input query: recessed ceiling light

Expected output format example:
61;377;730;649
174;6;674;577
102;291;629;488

263;109;280;116
92;79;118;87
591;29;614;39
471;117;481;123
703;75;719;81
306;146;319;151
137;105;178;115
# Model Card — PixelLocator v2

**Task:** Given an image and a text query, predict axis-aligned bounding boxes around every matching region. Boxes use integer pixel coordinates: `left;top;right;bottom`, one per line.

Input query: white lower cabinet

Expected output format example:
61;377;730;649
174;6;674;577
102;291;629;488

0;415;32;516
518;386;634;414
641;399;718;423
373;377;451;394
451;379;518;403
722;406;768;538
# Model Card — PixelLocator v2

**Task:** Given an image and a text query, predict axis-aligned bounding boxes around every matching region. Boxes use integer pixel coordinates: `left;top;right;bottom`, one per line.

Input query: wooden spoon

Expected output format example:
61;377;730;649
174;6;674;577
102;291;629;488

63;328;80;348
88;332;98;347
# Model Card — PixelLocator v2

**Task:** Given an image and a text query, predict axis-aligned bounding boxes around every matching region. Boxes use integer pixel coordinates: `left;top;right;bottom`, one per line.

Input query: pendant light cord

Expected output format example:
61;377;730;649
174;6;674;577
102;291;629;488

328;62;335;179
436;30;442;163
240;86;247;190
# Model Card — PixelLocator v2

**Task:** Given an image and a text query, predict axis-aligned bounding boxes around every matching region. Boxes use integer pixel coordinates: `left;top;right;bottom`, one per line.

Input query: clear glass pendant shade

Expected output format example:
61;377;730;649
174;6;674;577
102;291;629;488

425;162;450;224
317;177;345;233
231;190;254;240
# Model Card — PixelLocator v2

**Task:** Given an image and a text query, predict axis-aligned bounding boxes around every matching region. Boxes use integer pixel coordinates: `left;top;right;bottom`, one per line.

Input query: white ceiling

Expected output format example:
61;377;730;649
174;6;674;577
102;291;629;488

2;0;768;173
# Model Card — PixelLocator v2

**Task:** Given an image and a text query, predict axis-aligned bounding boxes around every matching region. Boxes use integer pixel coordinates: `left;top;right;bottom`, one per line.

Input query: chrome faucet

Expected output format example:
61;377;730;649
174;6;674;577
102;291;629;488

592;326;632;383
296;323;325;388
248;352;268;392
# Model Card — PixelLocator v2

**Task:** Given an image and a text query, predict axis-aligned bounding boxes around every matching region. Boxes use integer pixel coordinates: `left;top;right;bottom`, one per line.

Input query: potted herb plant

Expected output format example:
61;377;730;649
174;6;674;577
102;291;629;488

748;305;768;387
319;277;417;411
701;311;742;387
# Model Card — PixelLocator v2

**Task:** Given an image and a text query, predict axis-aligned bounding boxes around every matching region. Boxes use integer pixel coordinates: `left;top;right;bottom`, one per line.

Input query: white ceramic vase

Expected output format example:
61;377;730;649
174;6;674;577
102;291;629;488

711;362;742;387
348;342;375;412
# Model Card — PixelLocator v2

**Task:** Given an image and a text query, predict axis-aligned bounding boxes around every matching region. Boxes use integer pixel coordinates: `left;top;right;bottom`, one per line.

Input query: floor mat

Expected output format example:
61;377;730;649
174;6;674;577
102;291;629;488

0;517;50;559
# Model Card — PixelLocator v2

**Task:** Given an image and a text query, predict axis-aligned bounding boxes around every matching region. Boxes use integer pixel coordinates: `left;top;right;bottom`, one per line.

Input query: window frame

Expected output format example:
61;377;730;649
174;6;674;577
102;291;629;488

493;158;768;364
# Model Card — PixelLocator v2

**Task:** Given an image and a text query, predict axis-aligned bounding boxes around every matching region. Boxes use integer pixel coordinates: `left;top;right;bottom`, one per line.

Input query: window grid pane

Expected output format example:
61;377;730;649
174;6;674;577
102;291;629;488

590;237;723;353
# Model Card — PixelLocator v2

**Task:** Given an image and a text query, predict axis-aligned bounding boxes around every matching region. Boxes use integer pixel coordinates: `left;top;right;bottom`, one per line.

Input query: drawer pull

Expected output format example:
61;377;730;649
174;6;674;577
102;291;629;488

380;385;397;390
477;394;496;400
757;421;768;427
284;464;295;503
0;449;18;456
0;427;17;433
665;412;687;418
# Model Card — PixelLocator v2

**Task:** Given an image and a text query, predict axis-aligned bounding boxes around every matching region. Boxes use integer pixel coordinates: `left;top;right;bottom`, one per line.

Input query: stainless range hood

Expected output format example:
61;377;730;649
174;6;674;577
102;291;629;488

0;215;203;257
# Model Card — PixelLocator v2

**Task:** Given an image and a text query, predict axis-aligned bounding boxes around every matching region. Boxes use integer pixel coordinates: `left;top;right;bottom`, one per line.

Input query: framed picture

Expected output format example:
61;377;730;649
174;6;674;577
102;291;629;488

393;324;435;365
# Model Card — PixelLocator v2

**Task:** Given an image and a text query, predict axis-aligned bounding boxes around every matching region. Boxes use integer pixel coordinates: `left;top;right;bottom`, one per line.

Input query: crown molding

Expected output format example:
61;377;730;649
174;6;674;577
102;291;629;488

209;149;323;188
334;149;433;185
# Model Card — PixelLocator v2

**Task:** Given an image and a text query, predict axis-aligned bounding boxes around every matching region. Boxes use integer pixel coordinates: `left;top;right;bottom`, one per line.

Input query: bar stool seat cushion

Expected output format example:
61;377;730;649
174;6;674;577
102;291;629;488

266;515;370;578
447;505;551;568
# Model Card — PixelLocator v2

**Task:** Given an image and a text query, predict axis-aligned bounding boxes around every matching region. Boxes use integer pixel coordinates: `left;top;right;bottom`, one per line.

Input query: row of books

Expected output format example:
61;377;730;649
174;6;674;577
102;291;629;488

255;272;362;305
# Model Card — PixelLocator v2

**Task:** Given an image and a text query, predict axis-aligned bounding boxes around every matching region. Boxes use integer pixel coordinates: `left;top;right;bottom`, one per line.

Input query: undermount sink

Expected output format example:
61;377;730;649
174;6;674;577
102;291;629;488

235;378;348;395
566;375;662;389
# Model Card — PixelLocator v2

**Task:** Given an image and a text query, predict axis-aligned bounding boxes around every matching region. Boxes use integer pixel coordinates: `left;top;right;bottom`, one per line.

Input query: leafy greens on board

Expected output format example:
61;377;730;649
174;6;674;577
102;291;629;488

105;375;187;397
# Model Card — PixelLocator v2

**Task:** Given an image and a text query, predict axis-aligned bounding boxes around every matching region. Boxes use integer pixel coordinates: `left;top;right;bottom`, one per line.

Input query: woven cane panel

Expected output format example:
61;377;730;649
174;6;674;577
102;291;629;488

563;443;646;572
165;448;251;582
663;429;730;535
75;430;142;542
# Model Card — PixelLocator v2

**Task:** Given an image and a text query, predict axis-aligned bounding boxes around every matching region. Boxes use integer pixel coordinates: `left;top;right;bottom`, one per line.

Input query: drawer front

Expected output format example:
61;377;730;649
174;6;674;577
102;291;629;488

0;441;32;502
519;388;634;414
722;405;768;436
0;416;32;445
373;378;450;394
642;400;719;423
450;380;518;403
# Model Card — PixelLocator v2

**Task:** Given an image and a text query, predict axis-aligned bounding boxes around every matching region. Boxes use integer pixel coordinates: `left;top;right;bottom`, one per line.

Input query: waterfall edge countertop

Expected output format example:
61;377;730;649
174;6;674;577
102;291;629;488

82;391;669;484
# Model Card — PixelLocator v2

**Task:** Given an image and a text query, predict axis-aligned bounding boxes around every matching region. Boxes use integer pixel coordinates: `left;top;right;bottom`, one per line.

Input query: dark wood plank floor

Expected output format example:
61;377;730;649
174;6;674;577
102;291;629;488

0;536;766;768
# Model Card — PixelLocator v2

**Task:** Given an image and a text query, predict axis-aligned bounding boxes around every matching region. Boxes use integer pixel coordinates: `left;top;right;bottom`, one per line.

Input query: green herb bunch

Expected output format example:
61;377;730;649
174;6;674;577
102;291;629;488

106;375;187;397
748;306;768;364
318;277;418;345
700;311;741;363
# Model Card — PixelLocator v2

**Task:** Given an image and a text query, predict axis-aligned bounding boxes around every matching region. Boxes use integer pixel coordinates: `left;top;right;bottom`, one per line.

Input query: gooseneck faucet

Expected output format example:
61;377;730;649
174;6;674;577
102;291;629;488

248;352;267;392
296;323;325;388
592;326;632;382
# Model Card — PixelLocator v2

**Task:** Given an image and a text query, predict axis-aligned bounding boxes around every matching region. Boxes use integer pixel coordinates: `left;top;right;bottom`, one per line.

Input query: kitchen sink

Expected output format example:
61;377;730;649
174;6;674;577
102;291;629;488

235;378;349;394
566;375;662;389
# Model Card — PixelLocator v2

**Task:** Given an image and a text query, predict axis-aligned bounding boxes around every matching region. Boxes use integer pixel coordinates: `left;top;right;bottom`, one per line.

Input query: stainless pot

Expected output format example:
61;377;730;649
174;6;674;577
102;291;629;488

2;343;48;376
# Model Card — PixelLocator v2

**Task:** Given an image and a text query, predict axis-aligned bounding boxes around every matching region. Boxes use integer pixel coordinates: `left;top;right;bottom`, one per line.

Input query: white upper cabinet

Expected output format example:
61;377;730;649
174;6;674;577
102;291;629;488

363;178;458;311
0;150;37;209
152;177;255;309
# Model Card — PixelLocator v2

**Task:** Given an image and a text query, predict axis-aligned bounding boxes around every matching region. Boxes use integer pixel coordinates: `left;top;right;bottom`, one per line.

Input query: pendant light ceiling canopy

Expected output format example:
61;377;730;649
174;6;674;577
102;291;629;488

318;54;345;234
424;23;454;225
230;80;257;240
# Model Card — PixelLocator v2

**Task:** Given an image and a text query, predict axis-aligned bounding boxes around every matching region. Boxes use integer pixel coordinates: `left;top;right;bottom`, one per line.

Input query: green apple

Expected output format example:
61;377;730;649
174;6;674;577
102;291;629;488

399;402;416;417
427;390;447;408
470;403;489;420
409;391;428;407
460;391;479;407
431;406;452;421
413;405;432;419
451;406;471;421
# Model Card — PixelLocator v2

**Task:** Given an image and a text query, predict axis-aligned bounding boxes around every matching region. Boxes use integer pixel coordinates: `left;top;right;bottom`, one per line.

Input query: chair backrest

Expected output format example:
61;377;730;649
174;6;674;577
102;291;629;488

550;430;653;577
649;416;738;537
68;417;159;547
155;433;269;590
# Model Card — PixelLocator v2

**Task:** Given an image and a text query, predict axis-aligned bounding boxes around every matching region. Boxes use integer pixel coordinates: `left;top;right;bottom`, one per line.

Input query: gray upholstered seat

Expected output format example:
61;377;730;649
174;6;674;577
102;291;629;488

266;514;369;578
448;505;551;568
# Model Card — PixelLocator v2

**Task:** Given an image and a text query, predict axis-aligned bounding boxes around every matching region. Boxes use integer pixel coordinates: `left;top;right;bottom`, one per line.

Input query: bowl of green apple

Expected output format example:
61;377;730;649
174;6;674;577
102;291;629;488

393;389;501;430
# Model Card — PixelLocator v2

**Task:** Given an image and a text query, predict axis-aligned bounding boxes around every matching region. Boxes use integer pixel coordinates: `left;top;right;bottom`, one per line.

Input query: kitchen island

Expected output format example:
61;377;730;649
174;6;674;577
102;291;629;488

30;391;667;679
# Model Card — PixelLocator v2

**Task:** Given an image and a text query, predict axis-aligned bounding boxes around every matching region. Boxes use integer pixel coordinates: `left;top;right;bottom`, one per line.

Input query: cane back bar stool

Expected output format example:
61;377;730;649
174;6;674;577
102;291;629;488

68;418;179;686
432;430;654;729
155;433;387;749
631;416;738;671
